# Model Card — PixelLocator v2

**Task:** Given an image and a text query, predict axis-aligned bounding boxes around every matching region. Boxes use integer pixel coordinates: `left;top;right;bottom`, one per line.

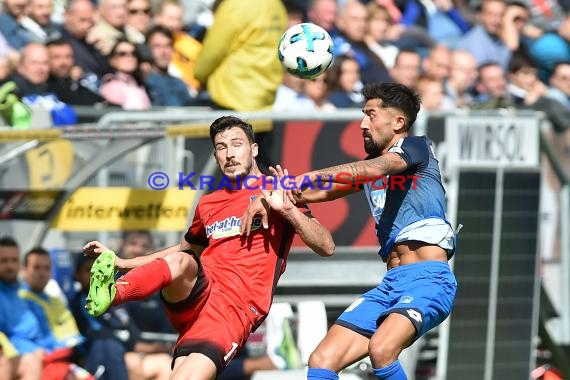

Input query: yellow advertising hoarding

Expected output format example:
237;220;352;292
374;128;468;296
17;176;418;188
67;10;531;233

52;188;196;231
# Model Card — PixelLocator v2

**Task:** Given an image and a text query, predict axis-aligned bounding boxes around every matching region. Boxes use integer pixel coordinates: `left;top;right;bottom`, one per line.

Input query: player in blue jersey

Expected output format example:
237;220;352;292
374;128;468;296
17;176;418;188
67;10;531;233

241;82;458;380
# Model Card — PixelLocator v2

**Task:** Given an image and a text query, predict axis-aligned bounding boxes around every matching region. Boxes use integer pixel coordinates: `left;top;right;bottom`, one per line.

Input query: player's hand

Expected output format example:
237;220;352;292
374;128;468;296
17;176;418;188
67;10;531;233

83;241;111;256
268;164;297;204
240;196;269;236
261;165;296;213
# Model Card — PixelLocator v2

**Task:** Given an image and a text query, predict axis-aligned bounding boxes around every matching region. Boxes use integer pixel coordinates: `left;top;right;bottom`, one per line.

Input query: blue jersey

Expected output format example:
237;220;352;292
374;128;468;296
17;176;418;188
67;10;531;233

363;136;455;260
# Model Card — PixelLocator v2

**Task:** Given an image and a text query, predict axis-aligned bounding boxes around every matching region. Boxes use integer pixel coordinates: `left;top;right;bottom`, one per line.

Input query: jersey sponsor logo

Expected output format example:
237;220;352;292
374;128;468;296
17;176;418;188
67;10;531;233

398;295;414;304
206;216;263;239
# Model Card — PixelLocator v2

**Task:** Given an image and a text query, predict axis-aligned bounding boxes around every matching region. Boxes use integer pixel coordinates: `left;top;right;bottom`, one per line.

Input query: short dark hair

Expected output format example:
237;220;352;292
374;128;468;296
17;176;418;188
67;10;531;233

209;116;255;145
0;236;18;249
361;82;422;130
24;247;50;266
145;25;174;44
46;38;72;48
507;52;537;74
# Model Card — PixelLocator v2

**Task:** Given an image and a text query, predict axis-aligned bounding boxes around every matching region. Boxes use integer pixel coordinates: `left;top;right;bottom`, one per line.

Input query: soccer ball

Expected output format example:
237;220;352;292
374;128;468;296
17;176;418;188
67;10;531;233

278;23;334;80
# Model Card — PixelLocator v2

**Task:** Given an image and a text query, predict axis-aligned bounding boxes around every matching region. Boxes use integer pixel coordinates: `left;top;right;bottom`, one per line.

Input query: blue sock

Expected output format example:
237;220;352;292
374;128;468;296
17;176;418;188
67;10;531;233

307;368;339;380
373;360;407;380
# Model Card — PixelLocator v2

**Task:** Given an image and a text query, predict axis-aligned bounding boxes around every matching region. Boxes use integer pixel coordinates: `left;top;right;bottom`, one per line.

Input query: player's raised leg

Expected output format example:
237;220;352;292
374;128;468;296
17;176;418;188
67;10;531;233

86;247;199;317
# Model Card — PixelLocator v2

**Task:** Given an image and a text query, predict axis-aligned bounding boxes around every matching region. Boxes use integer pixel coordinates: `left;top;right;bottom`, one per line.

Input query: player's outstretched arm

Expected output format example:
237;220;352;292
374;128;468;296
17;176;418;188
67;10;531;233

299;152;408;186
260;166;335;257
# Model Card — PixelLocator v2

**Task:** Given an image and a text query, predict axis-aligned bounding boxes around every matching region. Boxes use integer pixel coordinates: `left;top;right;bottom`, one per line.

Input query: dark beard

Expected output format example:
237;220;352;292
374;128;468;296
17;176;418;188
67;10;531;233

364;139;382;157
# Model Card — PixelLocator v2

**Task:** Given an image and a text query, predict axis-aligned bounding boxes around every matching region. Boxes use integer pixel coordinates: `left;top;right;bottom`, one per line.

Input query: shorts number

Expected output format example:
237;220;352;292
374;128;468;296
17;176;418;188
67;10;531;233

223;342;238;361
345;298;365;312
406;309;422;323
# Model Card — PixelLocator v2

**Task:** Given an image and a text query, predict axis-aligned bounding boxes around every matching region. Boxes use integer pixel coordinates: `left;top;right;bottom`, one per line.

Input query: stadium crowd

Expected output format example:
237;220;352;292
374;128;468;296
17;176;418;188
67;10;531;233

0;0;566;127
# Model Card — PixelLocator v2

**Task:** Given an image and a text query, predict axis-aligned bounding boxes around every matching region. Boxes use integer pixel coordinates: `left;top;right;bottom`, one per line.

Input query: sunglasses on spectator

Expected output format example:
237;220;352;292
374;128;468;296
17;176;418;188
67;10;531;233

129;7;151;15
114;50;137;57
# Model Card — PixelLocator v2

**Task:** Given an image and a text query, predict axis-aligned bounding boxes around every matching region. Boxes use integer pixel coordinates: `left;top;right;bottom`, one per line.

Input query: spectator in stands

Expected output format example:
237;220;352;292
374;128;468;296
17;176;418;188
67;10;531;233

326;55;364;108
507;52;570;133
19;247;94;378
364;2;399;69
125;0;152;44
272;72;316;112
416;75;454;111
69;255;133;380
389;48;422;90
194;0;287;110
61;0;108;79
0;0;36;51
422;44;452;82
307;0;338;33
457;0;512;69
305;75;336;111
144;25;194;106
529;11;570;82
547;61;570;108
87;0;141;56
46;39;104;106
20;0;60;43
500;1;533;56
518;0;567;33
99;38;151;109
471;61;511;108
445;49;478;107
153;0;202;97
0;236;58;380
5;42;77;126
331;0;392;84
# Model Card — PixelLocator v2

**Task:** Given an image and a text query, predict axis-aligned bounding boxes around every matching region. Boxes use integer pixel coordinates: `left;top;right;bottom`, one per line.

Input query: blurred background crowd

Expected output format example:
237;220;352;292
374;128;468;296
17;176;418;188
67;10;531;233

0;0;566;128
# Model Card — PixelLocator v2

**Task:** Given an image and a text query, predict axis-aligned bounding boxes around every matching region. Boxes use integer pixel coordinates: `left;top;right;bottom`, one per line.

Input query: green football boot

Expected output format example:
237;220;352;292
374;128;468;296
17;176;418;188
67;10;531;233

86;250;117;317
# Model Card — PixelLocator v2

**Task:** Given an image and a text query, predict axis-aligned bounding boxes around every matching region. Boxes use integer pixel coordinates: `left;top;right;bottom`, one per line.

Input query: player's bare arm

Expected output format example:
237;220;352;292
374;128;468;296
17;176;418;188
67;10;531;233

260;178;335;257
305;152;408;185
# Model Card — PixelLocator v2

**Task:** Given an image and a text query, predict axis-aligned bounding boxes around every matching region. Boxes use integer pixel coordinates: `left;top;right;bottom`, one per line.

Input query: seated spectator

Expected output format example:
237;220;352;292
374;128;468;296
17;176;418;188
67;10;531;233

307;0;338;34
5;42;77;126
19;247;94;378
272;72;316;112
99;38;151;109
331;0;392;84
500;1;533;55
326;55;364;108
471;61;511;108
0;236;68;380
445;49;478;107
153;0;202;97
507;52;570;133
456;0;512;69
389;48;422;90
144;25;194;106
46;38;105;106
0;0;36;51
422;44;451;83
364;2;399;69
125;0;152;44
20;0;60;43
546;61;570;108
60;0;108;80
417;75;454;111
305;74;336;112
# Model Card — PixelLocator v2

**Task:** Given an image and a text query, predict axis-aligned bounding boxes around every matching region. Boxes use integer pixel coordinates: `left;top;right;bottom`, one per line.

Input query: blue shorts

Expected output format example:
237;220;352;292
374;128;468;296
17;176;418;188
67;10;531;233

336;261;457;339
